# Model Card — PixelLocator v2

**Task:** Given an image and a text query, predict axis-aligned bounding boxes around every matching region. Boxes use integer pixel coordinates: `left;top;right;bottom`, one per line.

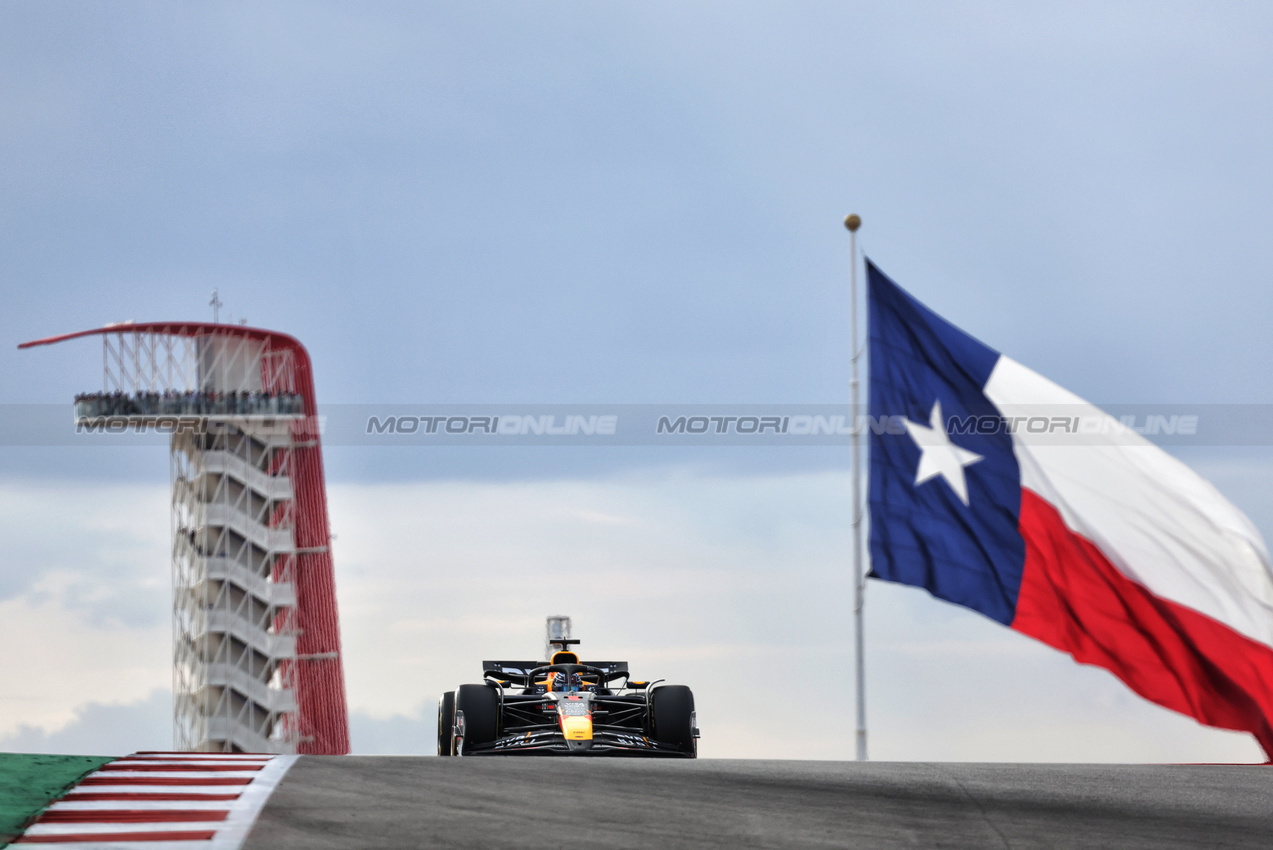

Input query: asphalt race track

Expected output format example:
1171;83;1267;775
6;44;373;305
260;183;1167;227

244;757;1273;849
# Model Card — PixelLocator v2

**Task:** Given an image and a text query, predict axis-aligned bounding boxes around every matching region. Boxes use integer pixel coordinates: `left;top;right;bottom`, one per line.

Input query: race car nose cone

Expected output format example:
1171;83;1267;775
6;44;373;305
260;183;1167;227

561;714;593;741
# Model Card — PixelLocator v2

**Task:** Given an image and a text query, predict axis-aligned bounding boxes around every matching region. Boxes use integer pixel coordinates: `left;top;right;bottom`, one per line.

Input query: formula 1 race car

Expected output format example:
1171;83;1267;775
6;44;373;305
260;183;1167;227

437;639;698;757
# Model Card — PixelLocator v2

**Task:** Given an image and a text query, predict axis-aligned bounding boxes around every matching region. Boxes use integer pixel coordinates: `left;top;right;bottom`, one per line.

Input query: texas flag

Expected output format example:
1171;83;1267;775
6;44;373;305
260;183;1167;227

867;260;1273;757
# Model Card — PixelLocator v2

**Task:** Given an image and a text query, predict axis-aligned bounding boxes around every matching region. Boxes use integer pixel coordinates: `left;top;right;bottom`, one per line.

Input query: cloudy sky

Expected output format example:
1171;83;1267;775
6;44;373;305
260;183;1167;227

2;2;1272;761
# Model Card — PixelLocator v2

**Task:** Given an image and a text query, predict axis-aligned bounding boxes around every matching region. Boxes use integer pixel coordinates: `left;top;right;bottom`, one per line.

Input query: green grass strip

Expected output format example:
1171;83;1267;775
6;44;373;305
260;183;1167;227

0;752;114;847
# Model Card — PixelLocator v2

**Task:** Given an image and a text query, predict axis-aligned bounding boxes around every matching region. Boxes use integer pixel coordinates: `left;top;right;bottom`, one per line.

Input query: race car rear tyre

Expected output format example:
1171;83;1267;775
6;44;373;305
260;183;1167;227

454;684;498;755
437;691;456;756
650;685;696;757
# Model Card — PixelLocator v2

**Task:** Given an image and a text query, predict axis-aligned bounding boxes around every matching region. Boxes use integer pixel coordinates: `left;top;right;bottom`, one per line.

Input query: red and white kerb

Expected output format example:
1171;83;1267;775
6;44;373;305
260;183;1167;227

13;752;296;849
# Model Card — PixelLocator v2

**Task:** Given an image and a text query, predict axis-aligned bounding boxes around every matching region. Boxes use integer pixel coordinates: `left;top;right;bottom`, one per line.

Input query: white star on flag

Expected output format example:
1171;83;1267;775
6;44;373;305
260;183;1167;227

903;400;983;505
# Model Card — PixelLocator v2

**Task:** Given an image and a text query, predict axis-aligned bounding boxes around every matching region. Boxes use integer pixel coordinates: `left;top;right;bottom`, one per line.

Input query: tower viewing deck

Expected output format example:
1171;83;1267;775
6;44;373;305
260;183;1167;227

20;322;350;755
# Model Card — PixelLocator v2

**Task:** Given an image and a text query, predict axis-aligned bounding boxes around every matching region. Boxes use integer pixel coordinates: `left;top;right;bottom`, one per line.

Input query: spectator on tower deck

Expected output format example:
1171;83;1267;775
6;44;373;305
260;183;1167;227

72;389;305;419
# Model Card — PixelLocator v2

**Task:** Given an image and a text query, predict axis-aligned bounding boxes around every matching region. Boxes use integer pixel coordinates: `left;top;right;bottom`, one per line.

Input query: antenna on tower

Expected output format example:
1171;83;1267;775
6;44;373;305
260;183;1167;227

545;615;572;661
209;289;223;324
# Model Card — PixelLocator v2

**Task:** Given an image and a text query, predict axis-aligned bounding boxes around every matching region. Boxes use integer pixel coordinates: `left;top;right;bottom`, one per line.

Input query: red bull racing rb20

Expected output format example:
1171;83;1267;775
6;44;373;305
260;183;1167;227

437;639;699;757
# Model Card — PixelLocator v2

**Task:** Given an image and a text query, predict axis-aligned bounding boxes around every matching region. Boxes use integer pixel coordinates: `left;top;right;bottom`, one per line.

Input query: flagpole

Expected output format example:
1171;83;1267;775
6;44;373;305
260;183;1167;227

844;213;867;761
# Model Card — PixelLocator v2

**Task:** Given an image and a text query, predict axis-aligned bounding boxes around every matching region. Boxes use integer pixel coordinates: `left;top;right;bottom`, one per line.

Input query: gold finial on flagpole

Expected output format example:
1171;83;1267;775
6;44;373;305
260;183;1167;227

844;213;861;232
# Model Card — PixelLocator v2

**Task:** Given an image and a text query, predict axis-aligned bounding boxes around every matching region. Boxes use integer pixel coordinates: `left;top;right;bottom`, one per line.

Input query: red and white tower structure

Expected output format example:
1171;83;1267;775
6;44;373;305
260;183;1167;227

21;322;350;755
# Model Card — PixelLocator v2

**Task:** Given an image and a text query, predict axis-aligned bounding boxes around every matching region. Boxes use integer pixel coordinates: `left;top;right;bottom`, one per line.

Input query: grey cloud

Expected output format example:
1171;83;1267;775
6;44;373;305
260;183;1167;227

0;690;170;757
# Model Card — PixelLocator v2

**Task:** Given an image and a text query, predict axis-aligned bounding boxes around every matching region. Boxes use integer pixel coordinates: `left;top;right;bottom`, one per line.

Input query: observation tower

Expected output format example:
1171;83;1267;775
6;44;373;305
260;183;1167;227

20;322;350;755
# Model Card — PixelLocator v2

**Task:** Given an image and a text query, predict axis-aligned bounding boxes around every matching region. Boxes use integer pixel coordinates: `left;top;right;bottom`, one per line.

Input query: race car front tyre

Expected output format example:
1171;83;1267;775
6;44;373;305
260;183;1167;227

454;684;498;755
437;691;456;756
651;685;696;757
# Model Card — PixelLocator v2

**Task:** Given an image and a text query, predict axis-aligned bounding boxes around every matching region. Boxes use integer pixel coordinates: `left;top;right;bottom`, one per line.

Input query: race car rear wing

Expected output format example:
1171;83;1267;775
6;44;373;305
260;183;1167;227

482;660;629;684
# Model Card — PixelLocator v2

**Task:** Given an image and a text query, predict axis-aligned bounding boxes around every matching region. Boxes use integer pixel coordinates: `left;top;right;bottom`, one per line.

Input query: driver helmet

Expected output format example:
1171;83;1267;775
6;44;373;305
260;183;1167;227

551;671;585;692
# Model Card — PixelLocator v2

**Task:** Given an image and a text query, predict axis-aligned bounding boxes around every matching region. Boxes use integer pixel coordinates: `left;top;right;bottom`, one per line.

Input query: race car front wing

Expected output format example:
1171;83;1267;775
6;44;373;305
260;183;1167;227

470;728;692;757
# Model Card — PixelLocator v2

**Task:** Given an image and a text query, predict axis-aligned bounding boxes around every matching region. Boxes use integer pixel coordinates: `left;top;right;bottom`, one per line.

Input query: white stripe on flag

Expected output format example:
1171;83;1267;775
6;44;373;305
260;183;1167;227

984;354;1273;647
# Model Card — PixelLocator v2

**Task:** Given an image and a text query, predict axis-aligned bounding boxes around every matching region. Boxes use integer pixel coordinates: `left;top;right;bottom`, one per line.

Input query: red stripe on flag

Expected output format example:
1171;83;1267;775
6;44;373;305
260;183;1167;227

99;763;262;772
1011;488;1273;756
66;792;242;802
79;777;252;786
15;831;217;843
38;809;228;823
